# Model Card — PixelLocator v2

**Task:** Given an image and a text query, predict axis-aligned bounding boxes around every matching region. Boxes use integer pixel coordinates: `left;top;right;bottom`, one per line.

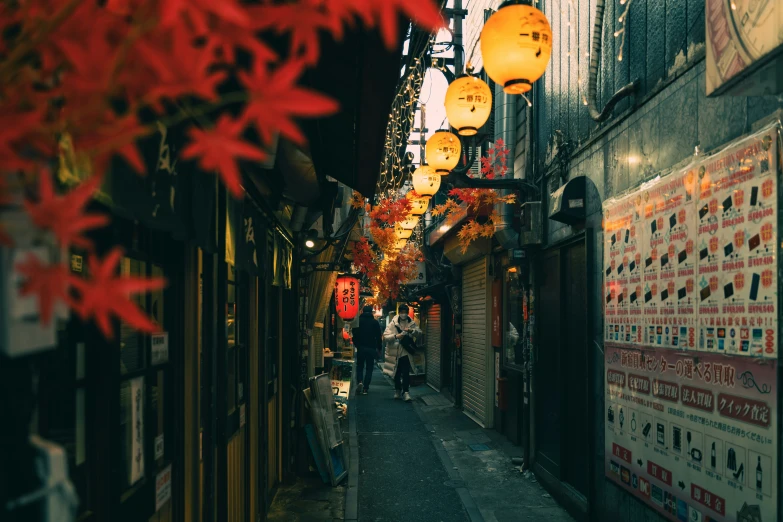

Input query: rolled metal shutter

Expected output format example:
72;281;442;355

426;305;442;390
461;257;490;427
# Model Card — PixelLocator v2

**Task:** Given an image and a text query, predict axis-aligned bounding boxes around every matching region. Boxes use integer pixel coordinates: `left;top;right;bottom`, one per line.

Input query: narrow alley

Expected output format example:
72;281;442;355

1;0;781;522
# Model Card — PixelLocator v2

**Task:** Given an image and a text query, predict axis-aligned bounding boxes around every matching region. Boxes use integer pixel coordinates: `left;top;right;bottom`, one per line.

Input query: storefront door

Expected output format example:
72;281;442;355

534;237;590;504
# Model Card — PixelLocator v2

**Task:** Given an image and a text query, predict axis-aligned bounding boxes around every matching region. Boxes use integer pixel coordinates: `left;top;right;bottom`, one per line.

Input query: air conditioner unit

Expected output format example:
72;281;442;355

518;201;543;247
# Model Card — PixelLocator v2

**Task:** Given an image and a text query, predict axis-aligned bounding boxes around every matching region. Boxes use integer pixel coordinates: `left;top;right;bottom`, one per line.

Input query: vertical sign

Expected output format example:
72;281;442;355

130;376;145;485
603;125;779;522
492;279;502;347
155;464;172;511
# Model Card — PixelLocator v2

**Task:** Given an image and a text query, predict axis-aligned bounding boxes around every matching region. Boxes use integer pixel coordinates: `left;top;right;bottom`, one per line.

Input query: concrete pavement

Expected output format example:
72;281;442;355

351;364;576;522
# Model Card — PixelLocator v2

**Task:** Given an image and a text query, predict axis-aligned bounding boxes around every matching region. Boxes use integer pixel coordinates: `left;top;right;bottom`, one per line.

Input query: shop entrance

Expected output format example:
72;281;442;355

534;237;590;505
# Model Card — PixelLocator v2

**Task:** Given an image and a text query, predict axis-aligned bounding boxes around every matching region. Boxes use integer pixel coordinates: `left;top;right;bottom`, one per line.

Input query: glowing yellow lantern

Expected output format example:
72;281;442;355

399;216;419;231
481;1;552;95
406;191;429;216
411;165;441;198
425;130;462;174
444;73;492;136
394;223;413;240
394;239;407;251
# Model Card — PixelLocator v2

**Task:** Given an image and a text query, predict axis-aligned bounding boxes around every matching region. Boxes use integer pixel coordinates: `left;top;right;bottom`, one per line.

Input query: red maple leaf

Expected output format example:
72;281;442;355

206;17;277;65
15;254;74;325
315;0;443;50
72;112;146;176
71;247;167;339
24;170;110;250
252;4;341;66
181;114;266;198
239;59;339;146
0;106;45;172
159;0;251;30
134;25;227;104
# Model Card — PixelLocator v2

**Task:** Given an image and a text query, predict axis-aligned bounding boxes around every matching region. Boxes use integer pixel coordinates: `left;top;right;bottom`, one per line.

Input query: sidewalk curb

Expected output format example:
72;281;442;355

345;385;360;521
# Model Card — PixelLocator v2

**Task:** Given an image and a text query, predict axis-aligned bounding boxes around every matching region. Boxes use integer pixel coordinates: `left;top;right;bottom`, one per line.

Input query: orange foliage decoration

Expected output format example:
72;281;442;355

431;139;515;253
0;0;443;339
352;190;423;304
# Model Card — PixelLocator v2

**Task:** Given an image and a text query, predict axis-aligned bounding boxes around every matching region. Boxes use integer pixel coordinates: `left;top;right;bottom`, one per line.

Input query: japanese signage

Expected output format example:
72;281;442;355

603;125;780;521
334;275;359;321
605;345;776;522
706;0;783;96
604;125;779;358
155;464;172;511
151;332;169;365
330;359;352;405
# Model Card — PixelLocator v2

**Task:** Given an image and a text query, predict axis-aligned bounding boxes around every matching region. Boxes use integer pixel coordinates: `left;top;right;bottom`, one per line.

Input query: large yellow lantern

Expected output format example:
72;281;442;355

393;238;407;251
394;223;413;240
425;130;462;174
481;1;552;95
444;73;492;136
406;191;429;216
411;165;441;198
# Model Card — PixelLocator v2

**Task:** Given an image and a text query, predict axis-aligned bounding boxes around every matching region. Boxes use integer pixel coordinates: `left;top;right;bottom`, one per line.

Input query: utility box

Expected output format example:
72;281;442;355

518;201;543;247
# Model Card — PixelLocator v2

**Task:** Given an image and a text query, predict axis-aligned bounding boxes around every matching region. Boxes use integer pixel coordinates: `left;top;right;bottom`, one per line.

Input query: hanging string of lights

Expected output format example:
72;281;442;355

614;0;634;62
377;31;435;195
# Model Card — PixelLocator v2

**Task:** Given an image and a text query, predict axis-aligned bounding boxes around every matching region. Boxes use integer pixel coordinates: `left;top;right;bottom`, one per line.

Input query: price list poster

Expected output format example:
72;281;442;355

604;193;643;346
603;124;779;522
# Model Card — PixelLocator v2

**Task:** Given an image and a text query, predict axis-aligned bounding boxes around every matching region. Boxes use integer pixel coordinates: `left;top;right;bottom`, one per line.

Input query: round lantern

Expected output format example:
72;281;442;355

399;216;419;230
481;1;552;95
394;223;413;240
425;130;462;174
334;275;359;321
444;73;493;136
411;165;441;198
393;238;407;251
406;191;429;215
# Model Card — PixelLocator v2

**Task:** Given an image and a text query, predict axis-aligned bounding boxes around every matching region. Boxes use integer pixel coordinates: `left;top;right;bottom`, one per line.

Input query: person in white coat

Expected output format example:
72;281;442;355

382;304;421;401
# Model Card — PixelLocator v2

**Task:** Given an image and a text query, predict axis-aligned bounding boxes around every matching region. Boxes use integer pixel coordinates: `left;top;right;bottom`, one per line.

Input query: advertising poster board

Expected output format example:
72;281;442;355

603;124;779;522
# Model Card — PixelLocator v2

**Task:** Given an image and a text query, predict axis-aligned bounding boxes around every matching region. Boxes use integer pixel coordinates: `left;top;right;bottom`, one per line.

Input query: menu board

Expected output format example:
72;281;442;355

603;124;780;522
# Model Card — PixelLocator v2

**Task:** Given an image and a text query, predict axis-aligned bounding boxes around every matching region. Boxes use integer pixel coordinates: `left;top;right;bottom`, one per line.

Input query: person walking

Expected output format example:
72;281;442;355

353;305;382;395
383;304;421;402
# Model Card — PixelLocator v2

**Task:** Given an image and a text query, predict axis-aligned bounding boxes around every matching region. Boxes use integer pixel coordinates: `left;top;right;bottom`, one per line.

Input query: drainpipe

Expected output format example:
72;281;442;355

494;82;519;249
587;0;639;122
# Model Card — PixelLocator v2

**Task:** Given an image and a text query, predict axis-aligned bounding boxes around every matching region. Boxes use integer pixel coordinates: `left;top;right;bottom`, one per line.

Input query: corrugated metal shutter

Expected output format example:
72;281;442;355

426;305;442;390
462;257;490;427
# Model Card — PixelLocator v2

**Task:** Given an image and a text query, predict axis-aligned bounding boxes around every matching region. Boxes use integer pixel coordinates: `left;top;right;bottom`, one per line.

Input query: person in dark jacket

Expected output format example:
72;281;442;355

353;305;382;395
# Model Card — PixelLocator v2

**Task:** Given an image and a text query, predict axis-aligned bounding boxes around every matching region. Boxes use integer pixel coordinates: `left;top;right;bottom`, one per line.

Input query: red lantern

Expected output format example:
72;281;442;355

334;275;359;321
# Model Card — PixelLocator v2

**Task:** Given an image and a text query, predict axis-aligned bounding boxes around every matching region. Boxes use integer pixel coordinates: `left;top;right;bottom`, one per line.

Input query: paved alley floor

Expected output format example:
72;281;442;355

353;365;576;522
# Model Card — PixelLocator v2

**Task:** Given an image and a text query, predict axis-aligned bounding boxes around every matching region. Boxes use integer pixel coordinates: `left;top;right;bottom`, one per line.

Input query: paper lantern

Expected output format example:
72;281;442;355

334;275;359;321
425;130;462;174
411;165;441;198
481;1;552;95
399;216;419;230
394;223;413;240
393;239;407;251
406;191;429;215
444;73;492;136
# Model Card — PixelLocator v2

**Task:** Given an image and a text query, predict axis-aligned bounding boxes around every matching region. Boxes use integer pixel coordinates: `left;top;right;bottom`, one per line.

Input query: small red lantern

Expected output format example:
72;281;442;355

335;275;360;321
